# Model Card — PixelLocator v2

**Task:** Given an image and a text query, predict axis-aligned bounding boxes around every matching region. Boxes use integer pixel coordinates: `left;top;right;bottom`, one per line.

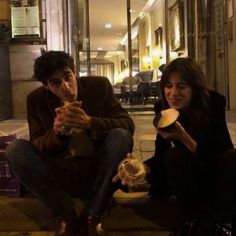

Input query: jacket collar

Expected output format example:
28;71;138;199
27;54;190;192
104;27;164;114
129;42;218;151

46;88;62;116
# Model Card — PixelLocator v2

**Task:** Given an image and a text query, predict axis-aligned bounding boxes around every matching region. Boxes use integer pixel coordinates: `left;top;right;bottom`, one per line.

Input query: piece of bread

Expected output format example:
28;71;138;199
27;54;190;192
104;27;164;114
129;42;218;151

153;108;179;130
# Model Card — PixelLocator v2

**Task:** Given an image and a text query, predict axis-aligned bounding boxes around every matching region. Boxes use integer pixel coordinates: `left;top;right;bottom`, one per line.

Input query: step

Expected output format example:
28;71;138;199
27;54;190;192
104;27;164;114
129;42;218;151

0;190;185;234
0;230;171;236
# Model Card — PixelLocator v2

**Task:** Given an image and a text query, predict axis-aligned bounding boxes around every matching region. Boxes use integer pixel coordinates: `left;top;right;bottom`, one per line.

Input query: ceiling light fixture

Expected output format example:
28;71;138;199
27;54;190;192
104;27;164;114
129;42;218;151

104;23;112;29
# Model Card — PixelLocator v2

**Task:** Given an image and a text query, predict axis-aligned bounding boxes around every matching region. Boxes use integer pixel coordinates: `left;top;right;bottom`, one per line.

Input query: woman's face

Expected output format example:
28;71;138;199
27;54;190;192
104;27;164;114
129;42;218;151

164;72;193;110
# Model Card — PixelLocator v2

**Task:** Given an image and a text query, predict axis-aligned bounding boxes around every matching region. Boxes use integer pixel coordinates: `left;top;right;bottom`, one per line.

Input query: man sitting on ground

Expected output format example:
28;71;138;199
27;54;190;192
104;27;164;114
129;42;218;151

6;51;134;236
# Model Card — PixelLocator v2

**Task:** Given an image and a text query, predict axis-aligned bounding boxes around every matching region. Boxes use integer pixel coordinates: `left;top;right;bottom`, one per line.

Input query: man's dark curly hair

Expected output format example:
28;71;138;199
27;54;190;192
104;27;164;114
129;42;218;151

34;51;75;84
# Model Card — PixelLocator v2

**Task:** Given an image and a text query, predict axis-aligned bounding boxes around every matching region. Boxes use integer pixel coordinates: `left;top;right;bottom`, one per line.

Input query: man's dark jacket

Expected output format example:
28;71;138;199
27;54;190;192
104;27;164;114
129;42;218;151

27;76;135;158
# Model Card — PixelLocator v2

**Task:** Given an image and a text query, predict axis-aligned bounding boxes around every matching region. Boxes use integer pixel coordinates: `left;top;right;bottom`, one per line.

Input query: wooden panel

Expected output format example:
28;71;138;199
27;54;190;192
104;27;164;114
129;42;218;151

0;0;9;20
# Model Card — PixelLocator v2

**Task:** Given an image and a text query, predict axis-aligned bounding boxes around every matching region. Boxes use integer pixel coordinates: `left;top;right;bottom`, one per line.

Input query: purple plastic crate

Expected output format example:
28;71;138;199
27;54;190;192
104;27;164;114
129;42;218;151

0;134;16;143
0;135;20;197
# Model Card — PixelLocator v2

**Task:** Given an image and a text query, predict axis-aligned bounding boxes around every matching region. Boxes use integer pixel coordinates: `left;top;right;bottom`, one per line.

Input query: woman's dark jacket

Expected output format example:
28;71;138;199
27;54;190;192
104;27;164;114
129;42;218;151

27;76;135;158
145;90;233;197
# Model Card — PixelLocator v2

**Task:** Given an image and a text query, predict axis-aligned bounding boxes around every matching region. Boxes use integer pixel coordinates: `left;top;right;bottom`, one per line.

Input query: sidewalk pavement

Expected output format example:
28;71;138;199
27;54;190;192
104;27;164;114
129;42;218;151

0;110;235;235
0;110;235;157
0;111;171;236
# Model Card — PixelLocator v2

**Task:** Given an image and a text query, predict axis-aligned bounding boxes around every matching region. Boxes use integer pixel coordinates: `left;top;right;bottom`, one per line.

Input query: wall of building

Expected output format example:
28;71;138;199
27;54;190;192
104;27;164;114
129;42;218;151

46;0;65;51
9;45;44;117
8;0;68;118
150;0;166;66
138;0;236;111
139;14;152;71
2;0;236;118
227;0;236;110
109;54;123;85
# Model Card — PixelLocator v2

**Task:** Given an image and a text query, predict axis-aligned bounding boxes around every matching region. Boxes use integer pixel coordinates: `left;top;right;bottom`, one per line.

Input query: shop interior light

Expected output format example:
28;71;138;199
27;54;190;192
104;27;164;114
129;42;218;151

104;23;112;29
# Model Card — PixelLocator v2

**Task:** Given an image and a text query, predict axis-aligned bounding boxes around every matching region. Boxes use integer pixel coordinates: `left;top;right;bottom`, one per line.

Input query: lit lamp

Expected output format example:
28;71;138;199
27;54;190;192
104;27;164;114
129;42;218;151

116;69;129;83
143;55;151;70
152;48;162;69
152;48;162;59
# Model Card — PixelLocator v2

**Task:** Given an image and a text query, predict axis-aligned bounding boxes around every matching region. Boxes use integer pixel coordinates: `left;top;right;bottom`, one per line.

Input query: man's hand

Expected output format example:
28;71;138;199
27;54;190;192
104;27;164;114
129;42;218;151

53;107;69;135
54;101;92;136
62;101;92;129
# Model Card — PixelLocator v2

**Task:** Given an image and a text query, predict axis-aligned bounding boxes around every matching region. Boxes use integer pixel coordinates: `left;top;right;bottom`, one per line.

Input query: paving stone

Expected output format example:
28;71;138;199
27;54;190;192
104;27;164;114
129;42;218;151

139;140;155;152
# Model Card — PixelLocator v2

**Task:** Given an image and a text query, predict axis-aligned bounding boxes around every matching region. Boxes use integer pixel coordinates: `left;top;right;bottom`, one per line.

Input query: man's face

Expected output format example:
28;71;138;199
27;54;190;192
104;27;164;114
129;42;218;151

45;67;78;102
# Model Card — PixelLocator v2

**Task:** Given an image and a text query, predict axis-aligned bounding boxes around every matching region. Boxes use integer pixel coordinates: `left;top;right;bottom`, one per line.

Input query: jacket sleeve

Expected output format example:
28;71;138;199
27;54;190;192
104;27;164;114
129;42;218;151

195;91;233;161
90;79;135;136
27;93;68;153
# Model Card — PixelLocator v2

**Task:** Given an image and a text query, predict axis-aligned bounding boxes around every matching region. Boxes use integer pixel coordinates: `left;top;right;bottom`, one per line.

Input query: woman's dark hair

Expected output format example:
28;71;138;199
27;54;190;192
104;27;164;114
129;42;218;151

158;64;166;73
158;57;212;136
34;51;75;84
160;57;209;111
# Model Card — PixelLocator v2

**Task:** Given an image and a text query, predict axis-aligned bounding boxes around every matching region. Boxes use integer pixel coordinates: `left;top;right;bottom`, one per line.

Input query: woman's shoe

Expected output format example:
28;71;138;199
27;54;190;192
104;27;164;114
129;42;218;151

171;221;196;236
215;222;233;236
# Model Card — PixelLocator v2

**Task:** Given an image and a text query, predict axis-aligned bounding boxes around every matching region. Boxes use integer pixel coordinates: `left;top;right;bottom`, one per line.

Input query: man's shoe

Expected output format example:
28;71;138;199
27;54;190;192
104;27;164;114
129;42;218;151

171;221;196;236
87;216;103;236
216;222;233;236
55;210;78;236
78;215;103;236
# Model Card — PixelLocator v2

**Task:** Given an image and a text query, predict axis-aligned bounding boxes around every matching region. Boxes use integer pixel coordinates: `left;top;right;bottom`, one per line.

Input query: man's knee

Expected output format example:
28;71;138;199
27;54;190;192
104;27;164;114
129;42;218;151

106;128;133;150
6;139;32;166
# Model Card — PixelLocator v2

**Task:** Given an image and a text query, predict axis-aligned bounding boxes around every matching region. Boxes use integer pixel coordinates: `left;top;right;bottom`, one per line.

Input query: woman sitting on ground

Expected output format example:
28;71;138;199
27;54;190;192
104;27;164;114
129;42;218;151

113;57;235;236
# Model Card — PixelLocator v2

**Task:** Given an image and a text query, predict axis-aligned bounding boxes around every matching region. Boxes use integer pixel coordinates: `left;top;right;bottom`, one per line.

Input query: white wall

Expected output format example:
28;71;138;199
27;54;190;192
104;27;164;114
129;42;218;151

227;0;236;110
46;0;65;51
9;45;45;117
150;0;166;65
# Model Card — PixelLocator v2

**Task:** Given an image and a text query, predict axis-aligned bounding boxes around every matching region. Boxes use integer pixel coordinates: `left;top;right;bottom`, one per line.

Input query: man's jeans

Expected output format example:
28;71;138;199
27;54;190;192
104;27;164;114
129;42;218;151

6;128;133;219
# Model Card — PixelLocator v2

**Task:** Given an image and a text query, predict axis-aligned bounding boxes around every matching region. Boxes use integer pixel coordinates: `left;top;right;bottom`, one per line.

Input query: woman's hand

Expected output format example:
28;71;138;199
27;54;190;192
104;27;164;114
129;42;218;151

112;153;148;187
158;121;186;141
158;121;197;153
